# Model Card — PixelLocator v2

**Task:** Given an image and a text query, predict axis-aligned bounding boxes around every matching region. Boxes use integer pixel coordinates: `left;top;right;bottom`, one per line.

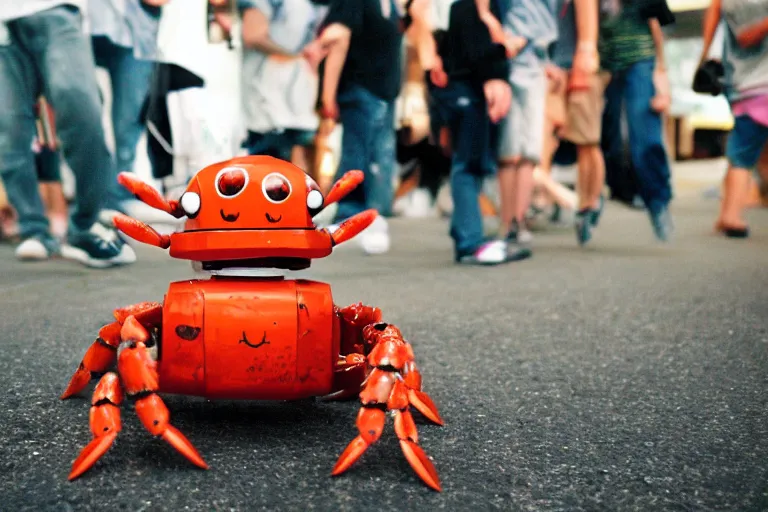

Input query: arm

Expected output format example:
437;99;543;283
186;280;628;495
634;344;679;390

240;7;295;57
699;0;722;65
649;18;670;112
573;0;598;54
319;24;351;118
406;0;441;71
649;18;666;70
734;16;768;48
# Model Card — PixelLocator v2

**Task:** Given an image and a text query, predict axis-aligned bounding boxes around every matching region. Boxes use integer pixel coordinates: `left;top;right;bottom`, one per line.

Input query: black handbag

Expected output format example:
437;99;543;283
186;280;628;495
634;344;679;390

692;59;725;96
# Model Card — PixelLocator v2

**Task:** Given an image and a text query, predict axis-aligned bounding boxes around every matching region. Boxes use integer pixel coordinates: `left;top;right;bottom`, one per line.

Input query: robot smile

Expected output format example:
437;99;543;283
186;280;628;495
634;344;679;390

265;213;282;223
220;209;240;222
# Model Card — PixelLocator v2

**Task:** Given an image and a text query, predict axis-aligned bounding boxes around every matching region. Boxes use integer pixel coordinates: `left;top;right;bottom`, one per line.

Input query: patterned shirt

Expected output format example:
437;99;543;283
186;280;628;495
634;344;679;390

599;2;656;72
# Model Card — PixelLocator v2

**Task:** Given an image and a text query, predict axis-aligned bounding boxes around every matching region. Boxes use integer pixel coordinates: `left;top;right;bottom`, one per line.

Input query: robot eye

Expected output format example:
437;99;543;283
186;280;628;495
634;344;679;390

263;173;292;203
216;167;248;198
307;189;324;210
180;191;201;218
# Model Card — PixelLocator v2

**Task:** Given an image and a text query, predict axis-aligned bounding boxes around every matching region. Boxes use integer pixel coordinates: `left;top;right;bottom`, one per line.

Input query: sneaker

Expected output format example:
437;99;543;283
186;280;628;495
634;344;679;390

505;219;533;245
61;223;137;268
457;239;531;265
649;206;674;242
457;240;507;265
359;215;390;255
15;235;59;261
507;241;533;261
574;209;593;246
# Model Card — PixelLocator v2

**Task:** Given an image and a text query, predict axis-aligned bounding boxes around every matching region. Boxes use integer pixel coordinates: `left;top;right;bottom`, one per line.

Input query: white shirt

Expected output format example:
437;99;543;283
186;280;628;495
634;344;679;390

154;0;211;79
0;0;85;22
240;0;327;133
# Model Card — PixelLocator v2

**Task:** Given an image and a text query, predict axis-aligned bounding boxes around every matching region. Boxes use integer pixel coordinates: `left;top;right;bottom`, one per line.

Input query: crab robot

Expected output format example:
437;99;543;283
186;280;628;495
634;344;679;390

60;156;444;491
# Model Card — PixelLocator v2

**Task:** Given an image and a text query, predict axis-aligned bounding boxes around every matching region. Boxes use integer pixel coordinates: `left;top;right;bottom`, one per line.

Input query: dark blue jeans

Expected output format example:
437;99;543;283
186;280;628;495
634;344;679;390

603;59;672;214
428;80;496;258
92;35;155;205
333;85;396;222
0;5;114;239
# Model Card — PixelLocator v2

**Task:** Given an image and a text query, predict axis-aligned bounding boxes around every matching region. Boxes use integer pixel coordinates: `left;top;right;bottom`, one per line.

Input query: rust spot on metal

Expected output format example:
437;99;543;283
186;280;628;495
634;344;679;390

175;325;201;341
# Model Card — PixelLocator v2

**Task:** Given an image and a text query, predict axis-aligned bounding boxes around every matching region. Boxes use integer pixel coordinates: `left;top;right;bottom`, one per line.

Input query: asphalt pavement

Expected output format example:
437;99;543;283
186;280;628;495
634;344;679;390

0;185;766;511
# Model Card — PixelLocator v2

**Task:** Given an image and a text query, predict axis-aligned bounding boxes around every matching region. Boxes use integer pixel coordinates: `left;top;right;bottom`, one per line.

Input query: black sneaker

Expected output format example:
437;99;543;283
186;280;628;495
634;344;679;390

61;223;137;268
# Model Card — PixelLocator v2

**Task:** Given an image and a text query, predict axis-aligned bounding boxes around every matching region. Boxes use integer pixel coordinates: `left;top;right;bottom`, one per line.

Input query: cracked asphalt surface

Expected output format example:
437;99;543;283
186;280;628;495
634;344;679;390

0;191;766;511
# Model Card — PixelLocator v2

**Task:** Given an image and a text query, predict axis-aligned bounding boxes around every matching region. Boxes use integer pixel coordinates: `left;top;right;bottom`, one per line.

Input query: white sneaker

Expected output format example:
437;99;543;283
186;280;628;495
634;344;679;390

359;215;390;255
403;188;435;218
517;228;533;245
15;238;51;261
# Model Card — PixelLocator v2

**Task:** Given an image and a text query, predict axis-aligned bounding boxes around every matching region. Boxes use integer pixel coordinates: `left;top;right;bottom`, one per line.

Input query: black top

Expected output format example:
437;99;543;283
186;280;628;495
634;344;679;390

323;0;404;101
430;0;508;88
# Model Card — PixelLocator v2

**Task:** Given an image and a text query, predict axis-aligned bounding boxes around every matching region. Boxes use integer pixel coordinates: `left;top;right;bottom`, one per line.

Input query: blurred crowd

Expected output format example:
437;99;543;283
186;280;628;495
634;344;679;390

0;0;766;268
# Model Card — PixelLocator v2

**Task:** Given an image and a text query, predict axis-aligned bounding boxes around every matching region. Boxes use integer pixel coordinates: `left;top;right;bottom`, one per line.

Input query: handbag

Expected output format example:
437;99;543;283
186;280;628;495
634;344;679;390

692;59;725;96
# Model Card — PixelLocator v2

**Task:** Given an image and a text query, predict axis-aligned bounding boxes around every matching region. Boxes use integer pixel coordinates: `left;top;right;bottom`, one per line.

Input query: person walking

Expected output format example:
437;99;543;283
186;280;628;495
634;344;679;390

0;1;136;267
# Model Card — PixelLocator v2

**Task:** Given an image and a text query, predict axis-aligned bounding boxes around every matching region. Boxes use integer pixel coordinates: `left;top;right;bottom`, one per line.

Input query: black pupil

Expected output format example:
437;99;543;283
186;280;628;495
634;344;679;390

265;175;290;202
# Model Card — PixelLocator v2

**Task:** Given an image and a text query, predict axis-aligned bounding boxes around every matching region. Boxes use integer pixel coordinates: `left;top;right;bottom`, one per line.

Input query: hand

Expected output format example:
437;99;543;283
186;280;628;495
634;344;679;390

545;64;567;94
302;40;328;71
321;96;339;121
483;79;512;124
480;12;525;58
213;11;233;35
572;46;599;76
429;57;448;88
651;66;671;113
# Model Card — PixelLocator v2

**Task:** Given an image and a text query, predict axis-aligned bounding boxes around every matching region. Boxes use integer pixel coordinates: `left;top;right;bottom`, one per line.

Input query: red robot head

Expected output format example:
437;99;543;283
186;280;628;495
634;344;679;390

113;156;376;270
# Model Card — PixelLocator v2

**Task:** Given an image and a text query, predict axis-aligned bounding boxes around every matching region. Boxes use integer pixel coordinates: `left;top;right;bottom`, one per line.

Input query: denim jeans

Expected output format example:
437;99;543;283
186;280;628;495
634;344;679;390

333;85;396;222
603;58;673;214
428;80;497;258
0;6;114;239
92;35;155;204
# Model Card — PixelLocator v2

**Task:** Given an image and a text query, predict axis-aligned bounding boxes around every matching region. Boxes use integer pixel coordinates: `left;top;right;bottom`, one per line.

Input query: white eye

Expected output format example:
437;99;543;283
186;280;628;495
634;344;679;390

180;192;201;217
307;189;324;210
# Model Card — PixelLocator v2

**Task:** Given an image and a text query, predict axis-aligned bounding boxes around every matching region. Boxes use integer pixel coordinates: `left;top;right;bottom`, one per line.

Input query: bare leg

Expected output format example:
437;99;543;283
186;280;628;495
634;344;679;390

716;166;752;230
514;159;536;224
577;144;606;210
497;159;518;237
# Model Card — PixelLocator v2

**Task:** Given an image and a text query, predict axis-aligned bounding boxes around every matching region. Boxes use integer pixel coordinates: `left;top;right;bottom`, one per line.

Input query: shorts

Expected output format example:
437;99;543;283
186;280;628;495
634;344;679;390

549;71;611;145
725;114;768;171
497;63;547;163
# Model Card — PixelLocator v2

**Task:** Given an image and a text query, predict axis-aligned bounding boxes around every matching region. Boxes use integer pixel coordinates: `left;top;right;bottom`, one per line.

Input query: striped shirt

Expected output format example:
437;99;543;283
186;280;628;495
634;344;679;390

599;3;656;72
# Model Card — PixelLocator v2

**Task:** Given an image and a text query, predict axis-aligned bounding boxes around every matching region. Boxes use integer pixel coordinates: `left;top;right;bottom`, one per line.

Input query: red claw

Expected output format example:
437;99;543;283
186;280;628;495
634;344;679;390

331;209;377;246
113;213;171;249
117;172;183;217
324;170;364;206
